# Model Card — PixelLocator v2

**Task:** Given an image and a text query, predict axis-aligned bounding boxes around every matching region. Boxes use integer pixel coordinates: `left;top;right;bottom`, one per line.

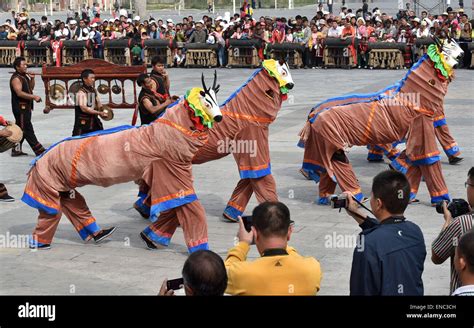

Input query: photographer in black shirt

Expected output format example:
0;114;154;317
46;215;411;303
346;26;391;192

342;170;426;295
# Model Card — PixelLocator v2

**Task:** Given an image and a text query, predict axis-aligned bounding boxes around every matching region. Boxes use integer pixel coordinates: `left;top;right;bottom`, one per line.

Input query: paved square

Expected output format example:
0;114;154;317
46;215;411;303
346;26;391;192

0;66;472;295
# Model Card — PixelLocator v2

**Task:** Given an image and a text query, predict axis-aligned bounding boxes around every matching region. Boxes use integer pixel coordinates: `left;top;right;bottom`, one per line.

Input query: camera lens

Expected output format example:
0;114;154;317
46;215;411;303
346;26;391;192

435;201;445;214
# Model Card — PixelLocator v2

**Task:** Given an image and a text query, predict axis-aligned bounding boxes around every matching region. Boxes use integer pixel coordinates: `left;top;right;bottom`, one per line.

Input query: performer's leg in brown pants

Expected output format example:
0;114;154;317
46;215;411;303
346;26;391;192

133;180;151;220
435;124;461;158
143;200;209;253
223;175;278;221
31;190;102;246
406;162;450;204
318;173;337;205
318;151;364;204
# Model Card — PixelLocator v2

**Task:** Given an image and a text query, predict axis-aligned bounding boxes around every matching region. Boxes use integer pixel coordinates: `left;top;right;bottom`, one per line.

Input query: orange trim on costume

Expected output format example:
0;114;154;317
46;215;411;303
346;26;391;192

221;110;274;124
238;163;269;171
361;102;377;144
156;118;208;138
187;238;209;248
227;201;245;212
430;189;449;197
414;108;435;116
24;189;60;211
443;142;458;150
151;189;195;206
396;158;409;168
78;217;96;229
434;115;445;121
155;230;173;238
409;151;441;161
350;188;362;195
368;149;384;155
33;235;52;244
70;137;97;187
411;188;418;194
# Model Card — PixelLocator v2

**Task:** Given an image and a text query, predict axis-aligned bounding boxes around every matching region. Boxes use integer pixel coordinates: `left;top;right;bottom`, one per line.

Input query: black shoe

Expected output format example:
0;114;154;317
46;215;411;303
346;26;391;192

140;232;157;250
11;150;28;157
222;212;238;223
299;168;311;180
367;158;384;163
0;194;15;202
93;227;116;244
449;156;463;165
30;243;51;250
133;203;150;219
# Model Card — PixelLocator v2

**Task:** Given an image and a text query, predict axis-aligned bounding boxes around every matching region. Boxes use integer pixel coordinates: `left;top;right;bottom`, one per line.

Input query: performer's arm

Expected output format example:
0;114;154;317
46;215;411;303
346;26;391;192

77;90;102;115
12;77;41;102
95;93;103;110
143;98;171;115
162;72;170;93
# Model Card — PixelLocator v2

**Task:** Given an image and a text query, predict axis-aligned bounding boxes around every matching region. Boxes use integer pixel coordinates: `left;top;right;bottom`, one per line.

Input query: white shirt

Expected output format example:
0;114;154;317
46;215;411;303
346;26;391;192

327;26;341;38
416;28;429;38
54;28;70;39
452;285;474;296
206;35;215;44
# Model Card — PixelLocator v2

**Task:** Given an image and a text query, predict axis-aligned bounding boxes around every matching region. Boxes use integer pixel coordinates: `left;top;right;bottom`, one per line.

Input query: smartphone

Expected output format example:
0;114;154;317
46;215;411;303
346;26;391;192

241;215;253;232
166;278;184;291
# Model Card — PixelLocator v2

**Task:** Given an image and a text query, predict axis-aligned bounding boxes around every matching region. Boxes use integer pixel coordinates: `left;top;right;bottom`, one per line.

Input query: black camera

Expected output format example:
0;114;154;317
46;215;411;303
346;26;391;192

241;215;253;233
166;278;184;291
436;199;471;218
330;194;347;209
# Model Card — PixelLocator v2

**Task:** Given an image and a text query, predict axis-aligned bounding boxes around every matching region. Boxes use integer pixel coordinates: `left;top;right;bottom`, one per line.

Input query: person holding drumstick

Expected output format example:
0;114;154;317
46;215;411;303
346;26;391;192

0;115;15;202
10;56;45;157
72;69;109;136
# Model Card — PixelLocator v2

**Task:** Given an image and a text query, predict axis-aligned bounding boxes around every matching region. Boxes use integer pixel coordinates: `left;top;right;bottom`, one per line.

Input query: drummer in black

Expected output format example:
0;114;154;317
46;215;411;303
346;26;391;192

137;74;172;125
10;56;45;157
73;69;107;136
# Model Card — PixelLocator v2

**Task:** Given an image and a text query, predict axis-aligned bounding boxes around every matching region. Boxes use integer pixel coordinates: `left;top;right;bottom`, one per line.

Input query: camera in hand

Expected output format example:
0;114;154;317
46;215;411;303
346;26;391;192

166;277;184;291
436;199;470;218
330;194;347;209
241;215;253;232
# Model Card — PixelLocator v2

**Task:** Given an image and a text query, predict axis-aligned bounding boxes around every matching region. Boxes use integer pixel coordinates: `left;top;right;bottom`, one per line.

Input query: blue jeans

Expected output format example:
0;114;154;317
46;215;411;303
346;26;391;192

217;46;226;67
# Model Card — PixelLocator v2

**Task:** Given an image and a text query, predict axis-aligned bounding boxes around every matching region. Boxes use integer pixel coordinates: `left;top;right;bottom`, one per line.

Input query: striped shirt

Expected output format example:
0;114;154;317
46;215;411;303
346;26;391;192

432;213;473;294
452;285;474;296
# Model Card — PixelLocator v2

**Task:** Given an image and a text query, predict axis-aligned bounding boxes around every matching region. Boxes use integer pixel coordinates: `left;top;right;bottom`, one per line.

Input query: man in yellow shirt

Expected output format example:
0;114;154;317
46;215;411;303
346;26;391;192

225;201;322;295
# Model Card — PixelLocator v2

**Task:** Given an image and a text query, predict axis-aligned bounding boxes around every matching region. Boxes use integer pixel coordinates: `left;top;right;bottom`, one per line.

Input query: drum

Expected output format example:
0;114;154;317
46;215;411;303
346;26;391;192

0;123;23;153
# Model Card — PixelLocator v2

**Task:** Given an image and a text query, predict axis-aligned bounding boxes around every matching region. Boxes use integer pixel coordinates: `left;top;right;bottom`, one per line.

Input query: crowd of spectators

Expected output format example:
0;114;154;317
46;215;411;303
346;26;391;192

1;3;472;68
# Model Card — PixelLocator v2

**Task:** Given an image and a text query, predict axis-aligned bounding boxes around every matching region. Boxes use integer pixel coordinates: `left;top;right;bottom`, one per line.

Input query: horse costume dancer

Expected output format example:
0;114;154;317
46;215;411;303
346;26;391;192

298;37;464;205
134;59;294;223
23;73;222;252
